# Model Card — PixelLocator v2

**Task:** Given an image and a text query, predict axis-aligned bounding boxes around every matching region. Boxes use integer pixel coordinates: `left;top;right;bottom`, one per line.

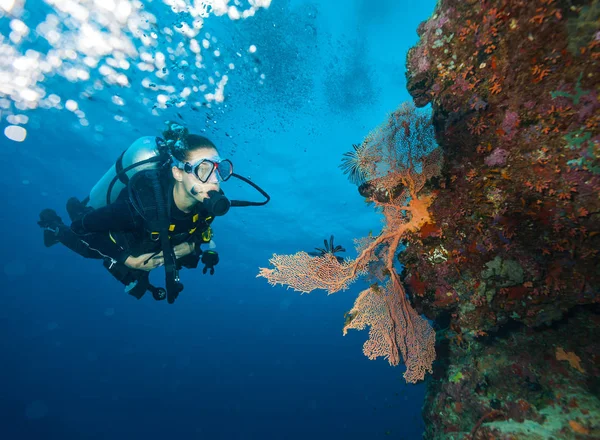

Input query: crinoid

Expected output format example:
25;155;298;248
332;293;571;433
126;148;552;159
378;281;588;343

339;142;374;186
308;235;346;263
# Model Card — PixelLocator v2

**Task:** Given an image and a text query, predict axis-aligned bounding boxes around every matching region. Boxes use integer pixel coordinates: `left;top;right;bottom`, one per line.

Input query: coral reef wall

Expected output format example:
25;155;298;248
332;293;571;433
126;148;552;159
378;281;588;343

403;0;599;438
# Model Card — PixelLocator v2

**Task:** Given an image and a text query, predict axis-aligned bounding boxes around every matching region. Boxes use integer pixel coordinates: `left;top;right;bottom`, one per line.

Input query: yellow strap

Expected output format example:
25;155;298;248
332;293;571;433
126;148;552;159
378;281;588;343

168;216;195;233
133;213;202;241
109;231;117;244
202;227;213;242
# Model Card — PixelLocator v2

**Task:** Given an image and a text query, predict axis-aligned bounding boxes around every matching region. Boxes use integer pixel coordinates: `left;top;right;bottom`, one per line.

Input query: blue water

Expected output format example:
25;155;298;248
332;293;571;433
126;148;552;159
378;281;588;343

1;0;436;438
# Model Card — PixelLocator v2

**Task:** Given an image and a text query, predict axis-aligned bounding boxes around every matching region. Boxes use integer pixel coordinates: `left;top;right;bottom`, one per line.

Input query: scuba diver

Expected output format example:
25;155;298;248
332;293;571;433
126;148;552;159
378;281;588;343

37;122;270;304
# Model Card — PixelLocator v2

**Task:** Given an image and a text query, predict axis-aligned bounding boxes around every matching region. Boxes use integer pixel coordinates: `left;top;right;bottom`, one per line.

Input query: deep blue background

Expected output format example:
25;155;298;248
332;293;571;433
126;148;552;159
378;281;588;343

0;0;436;438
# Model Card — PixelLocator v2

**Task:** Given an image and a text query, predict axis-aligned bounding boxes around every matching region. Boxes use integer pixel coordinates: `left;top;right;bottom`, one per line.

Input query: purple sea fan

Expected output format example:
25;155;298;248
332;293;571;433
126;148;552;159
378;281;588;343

485;148;509;167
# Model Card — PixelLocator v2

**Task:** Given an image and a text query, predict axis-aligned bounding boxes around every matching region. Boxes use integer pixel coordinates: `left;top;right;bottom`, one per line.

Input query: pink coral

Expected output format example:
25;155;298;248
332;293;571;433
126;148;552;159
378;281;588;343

501;110;520;139
258;103;441;382
343;277;436;383
418;55;431;73
484;148;509;167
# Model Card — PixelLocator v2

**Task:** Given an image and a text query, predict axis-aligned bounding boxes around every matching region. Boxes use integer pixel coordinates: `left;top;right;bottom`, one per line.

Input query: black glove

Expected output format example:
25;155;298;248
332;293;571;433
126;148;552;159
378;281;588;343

201;250;219;275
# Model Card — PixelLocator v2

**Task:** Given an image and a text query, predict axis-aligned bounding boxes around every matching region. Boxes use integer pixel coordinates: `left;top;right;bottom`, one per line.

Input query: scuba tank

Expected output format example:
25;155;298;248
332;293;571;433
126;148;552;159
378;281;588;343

88;136;163;209
84;135;179;302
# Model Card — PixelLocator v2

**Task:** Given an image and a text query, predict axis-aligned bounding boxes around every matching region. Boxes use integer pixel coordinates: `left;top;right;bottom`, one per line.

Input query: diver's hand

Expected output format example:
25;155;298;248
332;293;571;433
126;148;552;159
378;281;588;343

124;253;164;271
125;243;194;271
201;250;219;275
173;241;195;259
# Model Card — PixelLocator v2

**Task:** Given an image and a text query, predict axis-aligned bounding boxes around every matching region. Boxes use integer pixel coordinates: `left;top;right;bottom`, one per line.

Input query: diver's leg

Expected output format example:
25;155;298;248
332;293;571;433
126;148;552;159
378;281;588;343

56;226;107;259
102;259;148;298
38;209;103;259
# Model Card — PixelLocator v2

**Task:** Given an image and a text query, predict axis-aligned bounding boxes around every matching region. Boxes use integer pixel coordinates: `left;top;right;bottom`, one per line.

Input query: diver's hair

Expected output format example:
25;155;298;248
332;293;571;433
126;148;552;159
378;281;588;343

162;121;218;162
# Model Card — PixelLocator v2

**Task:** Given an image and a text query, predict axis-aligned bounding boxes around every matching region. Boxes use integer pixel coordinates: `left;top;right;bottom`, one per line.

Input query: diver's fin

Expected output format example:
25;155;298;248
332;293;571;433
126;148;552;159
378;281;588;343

66;197;92;222
38;209;63;247
43;228;60;247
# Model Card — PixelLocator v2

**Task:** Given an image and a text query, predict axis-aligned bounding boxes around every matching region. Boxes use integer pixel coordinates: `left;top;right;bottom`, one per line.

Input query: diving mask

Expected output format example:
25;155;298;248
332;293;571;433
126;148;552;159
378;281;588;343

172;156;233;183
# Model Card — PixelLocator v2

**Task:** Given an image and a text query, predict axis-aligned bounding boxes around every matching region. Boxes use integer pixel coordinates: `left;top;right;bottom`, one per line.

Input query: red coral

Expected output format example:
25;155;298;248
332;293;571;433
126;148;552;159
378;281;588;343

407;272;427;296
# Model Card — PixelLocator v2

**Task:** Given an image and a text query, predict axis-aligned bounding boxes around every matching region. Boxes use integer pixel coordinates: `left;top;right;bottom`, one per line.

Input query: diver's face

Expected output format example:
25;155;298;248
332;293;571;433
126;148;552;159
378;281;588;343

179;147;221;202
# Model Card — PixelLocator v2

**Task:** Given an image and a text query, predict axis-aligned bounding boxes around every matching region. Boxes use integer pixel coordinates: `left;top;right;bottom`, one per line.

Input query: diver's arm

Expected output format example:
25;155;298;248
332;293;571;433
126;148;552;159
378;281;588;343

123;253;165;271
147;242;196;262
70;200;142;234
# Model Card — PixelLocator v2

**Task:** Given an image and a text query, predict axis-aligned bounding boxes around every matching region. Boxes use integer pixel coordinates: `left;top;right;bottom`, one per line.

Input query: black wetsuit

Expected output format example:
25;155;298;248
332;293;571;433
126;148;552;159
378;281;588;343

55;179;215;296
